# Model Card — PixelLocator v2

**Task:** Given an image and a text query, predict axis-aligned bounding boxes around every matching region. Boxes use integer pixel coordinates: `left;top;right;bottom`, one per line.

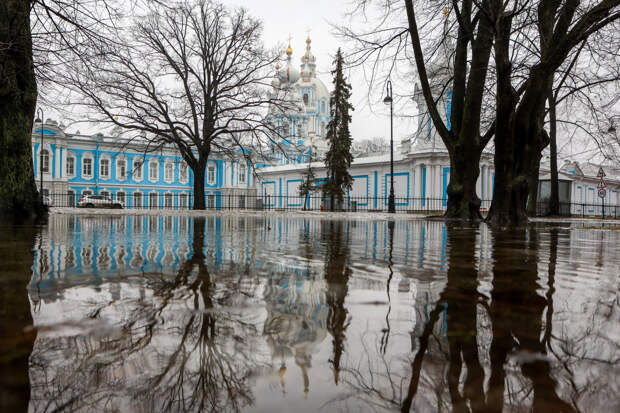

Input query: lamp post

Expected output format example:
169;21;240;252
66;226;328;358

35;108;44;201
384;80;395;213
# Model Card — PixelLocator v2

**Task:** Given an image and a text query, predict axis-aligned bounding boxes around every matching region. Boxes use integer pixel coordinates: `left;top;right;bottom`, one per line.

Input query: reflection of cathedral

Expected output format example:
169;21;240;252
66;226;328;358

262;271;328;395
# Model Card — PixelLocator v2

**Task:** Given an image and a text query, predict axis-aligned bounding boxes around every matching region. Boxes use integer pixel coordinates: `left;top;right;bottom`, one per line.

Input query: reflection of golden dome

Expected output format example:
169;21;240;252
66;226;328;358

286;44;292;55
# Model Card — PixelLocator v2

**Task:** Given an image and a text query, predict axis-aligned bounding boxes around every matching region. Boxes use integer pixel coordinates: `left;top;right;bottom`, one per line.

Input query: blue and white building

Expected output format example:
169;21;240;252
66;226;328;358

32;120;255;208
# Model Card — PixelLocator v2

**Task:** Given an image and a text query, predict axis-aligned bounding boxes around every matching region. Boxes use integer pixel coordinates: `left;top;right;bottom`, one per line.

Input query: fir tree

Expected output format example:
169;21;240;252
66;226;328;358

323;49;354;211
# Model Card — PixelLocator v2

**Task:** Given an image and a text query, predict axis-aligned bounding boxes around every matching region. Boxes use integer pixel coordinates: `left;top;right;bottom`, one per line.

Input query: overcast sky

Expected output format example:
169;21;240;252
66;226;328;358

228;0;418;143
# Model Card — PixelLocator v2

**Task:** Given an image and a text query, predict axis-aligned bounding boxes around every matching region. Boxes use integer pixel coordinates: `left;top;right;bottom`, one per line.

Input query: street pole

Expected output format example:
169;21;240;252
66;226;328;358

37;108;44;201
384;80;395;213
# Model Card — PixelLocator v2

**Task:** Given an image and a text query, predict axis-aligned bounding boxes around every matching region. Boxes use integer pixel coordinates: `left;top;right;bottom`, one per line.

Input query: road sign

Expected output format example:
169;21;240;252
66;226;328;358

597;181;607;189
598;188;607;199
597;167;606;178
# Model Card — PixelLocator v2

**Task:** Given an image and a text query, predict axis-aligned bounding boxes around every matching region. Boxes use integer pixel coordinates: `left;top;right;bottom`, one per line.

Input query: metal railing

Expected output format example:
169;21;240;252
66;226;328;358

43;192;620;218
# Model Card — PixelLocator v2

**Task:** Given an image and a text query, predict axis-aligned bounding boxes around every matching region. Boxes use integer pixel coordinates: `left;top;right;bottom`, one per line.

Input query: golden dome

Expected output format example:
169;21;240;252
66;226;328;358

306;35;311;44
275;62;280;70
286;44;293;56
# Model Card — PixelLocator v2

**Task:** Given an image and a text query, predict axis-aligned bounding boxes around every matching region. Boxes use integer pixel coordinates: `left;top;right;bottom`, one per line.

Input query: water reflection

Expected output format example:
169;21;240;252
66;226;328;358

13;215;620;411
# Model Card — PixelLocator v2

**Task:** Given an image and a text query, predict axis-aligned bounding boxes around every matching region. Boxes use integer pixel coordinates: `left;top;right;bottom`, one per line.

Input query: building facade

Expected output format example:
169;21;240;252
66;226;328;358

32;120;255;209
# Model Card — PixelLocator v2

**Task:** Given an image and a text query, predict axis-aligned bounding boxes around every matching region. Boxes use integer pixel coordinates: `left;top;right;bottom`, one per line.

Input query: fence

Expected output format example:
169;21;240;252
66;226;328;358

44;192;620;218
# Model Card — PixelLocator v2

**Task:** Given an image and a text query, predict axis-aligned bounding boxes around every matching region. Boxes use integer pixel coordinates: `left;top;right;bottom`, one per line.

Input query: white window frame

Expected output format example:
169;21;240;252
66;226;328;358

100;190;110;200
133;192;142;208
207;194;215;209
179;162;188;184
149;192;158;209
149;160;159;182
207;164;216;185
66;154;75;177
179;193;188;209
100;157;110;179
164;192;173;209
116;157;127;181
238;163;247;185
82;155;94;179
164;160;174;183
132;158;143;181
40;149;50;173
116;191;125;205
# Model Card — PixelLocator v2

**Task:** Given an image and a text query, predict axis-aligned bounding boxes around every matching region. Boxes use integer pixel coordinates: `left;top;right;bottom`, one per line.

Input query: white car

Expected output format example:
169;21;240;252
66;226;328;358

78;195;124;209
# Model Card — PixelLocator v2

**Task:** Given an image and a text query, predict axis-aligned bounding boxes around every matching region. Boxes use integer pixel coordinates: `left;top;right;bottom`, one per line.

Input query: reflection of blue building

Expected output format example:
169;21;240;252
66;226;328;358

32;121;254;209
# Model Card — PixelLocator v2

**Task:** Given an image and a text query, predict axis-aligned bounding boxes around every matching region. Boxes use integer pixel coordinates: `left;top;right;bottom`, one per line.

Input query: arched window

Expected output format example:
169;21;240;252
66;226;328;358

41;149;49;173
133;159;143;180
66;156;75;176
239;163;247;185
100;158;110;179
179;162;188;183
116;158;127;180
207;165;216;184
164;161;174;183
82;157;93;177
149;160;158;181
303;93;309;105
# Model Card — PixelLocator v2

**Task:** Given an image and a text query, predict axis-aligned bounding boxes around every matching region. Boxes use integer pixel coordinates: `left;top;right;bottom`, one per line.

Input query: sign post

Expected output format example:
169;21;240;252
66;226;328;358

597;167;606;219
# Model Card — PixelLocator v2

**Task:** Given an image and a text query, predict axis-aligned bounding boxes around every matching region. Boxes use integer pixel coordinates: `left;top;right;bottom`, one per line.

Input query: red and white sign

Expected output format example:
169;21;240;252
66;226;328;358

598;188;607;199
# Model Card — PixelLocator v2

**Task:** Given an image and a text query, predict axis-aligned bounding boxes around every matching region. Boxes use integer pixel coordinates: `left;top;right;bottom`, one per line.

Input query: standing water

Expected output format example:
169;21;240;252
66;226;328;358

1;214;618;412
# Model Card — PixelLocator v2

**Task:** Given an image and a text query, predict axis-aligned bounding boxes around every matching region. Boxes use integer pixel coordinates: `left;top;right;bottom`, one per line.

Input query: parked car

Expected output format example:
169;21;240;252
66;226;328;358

78;195;124;209
42;196;54;207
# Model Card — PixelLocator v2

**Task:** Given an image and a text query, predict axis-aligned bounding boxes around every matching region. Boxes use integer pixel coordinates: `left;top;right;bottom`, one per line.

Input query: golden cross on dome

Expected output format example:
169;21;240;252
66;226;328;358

288;34;293;44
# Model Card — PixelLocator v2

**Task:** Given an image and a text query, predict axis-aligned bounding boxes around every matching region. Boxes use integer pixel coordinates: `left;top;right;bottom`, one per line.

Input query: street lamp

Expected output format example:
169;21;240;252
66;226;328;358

384;80;395;213
35;108;44;201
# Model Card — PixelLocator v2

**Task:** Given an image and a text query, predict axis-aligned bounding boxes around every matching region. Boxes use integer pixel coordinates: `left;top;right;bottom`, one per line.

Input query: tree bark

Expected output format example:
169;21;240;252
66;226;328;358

526;154;542;216
192;159;207;210
445;147;482;219
548;90;560;215
0;0;44;221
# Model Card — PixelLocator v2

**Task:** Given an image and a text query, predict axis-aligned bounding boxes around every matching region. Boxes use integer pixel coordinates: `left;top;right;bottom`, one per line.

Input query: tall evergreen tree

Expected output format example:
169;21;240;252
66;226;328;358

323;49;354;211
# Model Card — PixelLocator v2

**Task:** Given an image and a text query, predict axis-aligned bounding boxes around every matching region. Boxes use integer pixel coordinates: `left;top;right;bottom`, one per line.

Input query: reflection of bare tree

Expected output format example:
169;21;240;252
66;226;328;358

442;225;485;413
28;217;262;412
488;229;576;413
322;220;352;385
0;224;39;412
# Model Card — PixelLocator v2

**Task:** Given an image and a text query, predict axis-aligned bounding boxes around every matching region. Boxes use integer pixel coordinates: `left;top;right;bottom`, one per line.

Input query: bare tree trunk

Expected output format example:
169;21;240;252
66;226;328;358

548;90;560;215
527;154;542;216
446;147;482;219
0;0;44;221
192;160;207;210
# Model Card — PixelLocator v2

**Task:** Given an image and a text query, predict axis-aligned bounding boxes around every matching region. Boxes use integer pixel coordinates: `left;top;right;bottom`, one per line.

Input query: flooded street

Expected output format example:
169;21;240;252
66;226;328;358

1;214;619;412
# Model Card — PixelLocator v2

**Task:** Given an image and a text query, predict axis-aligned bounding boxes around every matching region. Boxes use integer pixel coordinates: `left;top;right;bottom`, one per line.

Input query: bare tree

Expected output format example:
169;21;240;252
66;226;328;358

339;1;619;225
486;0;620;226
62;0;283;209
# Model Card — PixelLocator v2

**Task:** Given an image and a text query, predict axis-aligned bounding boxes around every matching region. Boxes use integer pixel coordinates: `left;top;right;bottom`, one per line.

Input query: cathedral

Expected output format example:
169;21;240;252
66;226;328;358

264;35;332;166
